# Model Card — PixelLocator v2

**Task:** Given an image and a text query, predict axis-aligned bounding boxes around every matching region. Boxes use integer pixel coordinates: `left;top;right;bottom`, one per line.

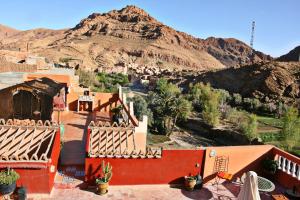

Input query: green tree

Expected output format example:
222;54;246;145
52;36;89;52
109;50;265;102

240;114;258;141
131;95;153;126
148;79;191;135
243;98;261;111
281;107;300;151
76;69;97;88
202;90;221;127
233;93;242;106
167;97;192;136
189;83;221;127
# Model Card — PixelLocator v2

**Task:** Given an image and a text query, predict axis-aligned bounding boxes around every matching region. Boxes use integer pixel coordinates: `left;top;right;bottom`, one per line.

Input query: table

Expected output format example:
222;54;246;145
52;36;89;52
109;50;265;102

241;174;275;192
272;194;289;200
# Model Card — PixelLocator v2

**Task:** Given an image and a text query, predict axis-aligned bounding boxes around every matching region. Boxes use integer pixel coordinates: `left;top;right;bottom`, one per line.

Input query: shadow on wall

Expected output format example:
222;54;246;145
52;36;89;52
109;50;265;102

69;100;78;111
203;146;274;183
96;95;119;112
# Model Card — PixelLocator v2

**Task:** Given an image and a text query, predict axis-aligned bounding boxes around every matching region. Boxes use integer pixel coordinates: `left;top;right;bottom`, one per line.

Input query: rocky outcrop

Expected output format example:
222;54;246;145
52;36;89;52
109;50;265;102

195;61;300;101
277;45;300;62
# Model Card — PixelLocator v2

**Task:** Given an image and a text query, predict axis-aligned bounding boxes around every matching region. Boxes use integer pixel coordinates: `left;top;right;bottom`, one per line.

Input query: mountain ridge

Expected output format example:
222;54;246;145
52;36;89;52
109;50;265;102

0;5;272;71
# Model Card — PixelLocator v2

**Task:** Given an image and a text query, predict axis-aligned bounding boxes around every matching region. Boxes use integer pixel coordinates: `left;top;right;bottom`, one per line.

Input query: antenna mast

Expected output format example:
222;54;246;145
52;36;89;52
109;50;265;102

250;21;255;49
250;21;255;63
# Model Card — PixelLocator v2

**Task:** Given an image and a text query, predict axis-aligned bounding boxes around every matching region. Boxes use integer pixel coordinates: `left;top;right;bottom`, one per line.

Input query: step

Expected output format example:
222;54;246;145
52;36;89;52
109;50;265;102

54;165;86;189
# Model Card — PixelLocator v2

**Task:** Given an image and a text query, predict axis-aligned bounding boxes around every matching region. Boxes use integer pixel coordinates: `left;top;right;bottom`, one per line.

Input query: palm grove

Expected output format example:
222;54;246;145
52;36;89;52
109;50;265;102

132;78;300;155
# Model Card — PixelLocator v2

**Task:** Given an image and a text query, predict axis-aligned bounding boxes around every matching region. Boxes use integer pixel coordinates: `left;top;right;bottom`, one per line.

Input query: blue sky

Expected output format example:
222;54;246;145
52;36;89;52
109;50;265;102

0;0;299;57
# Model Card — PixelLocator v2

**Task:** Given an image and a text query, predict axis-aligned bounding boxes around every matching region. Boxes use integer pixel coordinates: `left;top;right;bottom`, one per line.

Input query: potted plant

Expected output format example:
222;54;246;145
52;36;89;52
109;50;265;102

111;105;123;124
0;168;20;195
262;158;278;175
95;161;112;195
184;175;197;191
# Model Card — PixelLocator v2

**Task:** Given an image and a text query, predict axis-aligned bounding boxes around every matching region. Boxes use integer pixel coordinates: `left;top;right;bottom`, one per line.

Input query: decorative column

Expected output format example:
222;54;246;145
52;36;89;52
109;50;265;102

291;162;296;177
129;101;134;116
286;159;291;174
282;157;286;172
278;156;282;170
297;164;300;180
122;93;127;105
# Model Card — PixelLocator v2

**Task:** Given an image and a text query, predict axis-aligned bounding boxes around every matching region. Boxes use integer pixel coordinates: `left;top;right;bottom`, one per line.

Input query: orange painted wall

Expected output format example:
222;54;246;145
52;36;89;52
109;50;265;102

24;74;71;86
93;93;118;112
68;92;118;112
203;145;274;182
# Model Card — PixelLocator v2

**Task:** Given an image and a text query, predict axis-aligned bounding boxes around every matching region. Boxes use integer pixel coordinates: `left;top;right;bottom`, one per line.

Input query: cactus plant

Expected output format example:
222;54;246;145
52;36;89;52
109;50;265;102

95;161;113;184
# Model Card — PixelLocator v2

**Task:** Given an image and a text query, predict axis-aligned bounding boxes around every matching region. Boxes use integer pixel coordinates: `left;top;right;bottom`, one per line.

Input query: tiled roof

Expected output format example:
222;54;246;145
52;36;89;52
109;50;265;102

88;121;161;159
0;119;58;162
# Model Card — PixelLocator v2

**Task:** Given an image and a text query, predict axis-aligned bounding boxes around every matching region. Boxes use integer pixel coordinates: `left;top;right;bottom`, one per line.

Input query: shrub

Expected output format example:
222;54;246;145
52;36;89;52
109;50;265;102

240;113;258;141
131;95;153;126
281;106;300;151
0;169;20;185
262;158;278;174
232;93;242;106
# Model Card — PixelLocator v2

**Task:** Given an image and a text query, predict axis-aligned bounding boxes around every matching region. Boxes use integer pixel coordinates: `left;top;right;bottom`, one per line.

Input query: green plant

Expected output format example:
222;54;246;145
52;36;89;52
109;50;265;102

185;176;197;181
111;105;123;118
262;158;278;174
0;168;20;185
95;161;113;184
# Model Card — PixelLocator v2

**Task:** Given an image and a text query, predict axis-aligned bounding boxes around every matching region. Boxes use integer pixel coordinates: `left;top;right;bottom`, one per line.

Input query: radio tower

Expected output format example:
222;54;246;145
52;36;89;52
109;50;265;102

250;21;255;63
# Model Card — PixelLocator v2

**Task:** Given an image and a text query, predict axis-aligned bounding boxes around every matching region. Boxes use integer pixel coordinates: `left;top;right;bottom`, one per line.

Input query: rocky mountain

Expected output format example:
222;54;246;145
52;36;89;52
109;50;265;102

194;61;300;102
0;24;19;40
0;5;271;71
277;45;300;62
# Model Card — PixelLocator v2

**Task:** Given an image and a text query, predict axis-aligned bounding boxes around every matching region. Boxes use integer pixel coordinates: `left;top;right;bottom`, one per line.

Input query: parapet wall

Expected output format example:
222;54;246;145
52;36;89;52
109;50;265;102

85;149;205;185
0;58;37;73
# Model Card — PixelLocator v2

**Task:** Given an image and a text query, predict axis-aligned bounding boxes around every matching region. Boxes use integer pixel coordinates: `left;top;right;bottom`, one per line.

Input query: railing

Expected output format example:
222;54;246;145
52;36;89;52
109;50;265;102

277;155;300;180
273;147;300;181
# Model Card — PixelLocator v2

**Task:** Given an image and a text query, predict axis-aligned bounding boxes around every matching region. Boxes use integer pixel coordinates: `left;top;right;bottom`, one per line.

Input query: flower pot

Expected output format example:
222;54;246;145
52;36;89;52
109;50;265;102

97;182;109;195
184;178;197;191
0;182;16;195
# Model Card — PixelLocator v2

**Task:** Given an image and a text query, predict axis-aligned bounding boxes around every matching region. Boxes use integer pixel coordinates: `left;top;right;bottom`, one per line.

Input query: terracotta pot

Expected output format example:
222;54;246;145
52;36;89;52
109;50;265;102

184;178;197;191
97;182;109;195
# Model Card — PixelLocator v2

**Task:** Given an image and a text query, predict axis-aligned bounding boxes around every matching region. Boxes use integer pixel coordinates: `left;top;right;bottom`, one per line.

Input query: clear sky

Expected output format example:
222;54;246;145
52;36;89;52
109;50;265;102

0;0;299;57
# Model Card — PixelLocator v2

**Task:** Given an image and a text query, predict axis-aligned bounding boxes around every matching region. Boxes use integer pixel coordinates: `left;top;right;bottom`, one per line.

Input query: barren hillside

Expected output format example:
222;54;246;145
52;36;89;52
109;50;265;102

0;24;19;40
0;5;272;71
277;45;300;62
195;61;300;102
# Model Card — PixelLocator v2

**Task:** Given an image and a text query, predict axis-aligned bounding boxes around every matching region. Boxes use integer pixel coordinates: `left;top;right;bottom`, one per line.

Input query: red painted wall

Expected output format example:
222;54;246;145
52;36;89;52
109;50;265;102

85;149;204;185
16;168;50;193
48;130;61;192
0;131;61;194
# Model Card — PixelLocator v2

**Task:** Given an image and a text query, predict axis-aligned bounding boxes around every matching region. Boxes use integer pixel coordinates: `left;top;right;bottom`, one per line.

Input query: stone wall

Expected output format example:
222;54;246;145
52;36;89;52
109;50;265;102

0;57;37;73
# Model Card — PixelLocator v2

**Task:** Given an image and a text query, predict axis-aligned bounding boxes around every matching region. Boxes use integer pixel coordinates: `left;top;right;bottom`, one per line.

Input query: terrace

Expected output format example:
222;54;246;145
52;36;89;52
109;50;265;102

45;145;299;200
52;89;300;199
0;86;299;200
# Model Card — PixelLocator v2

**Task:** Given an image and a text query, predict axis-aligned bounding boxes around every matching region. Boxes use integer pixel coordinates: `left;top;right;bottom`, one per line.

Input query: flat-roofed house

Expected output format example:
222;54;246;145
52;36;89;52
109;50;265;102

0;77;65;120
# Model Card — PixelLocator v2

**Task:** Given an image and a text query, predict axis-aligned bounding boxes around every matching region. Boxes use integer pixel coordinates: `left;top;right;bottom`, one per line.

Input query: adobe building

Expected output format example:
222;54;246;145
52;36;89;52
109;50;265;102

0;77;65;120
